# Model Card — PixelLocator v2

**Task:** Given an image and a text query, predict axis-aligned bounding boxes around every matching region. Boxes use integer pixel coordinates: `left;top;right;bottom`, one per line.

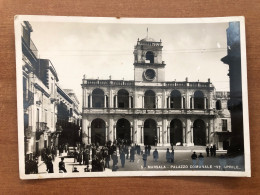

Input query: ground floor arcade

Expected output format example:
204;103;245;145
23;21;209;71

81;115;224;147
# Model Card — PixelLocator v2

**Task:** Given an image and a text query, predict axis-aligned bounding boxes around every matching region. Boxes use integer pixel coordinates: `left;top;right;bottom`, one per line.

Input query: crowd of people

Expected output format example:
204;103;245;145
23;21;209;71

25;141;224;174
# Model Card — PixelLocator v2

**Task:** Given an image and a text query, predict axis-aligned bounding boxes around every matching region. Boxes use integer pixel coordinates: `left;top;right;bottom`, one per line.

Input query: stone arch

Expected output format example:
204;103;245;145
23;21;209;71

144;90;156;109
91;118;106;145
92;88;104;108
170;90;182;109
170;119;183;145
193;119;206;146
144;118;157;146
116;118;131;142
145;51;154;63
194;90;204;109
117;89;129;108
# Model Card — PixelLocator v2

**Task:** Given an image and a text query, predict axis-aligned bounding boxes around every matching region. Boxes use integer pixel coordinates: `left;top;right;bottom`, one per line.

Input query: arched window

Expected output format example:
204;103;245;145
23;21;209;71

194;90;204;109
118;89;129;108
92;88;104;108
216;100;222;110
146;51;154;63
144;90;156;109
170;90;182;109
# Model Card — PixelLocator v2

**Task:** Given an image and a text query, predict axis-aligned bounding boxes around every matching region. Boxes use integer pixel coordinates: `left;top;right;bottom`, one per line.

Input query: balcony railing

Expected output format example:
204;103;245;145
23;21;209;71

82;107;215;115
83;79;213;89
83;79;135;86
36;122;48;131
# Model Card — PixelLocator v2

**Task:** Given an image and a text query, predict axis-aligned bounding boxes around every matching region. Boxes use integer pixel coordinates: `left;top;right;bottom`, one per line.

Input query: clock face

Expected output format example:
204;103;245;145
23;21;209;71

144;69;156;81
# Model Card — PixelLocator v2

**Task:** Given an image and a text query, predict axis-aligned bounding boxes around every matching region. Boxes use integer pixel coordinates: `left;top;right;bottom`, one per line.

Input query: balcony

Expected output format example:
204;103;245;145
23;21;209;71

36;122;48;131
82;79;135;87
82;107;215;116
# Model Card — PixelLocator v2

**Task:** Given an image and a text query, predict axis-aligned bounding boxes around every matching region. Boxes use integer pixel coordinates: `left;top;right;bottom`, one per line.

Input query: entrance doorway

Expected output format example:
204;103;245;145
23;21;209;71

116;118;131;142
170;119;183;145
144;119;157;146
91;118;106;145
193;119;206;146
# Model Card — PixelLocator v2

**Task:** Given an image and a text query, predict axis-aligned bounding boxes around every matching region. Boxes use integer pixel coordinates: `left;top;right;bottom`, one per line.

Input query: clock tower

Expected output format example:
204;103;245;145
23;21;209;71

133;35;166;83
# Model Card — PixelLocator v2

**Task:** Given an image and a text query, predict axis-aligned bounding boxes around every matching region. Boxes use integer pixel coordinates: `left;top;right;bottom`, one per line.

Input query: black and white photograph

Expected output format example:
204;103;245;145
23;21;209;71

15;15;250;179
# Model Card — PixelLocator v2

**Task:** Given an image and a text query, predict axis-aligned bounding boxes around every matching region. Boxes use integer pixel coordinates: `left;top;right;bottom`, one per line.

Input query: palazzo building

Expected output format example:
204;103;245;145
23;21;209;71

81;36;231;149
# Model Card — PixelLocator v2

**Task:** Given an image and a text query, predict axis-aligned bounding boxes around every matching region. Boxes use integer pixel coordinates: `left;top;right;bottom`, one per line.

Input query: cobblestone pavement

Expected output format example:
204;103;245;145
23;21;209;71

38;149;244;174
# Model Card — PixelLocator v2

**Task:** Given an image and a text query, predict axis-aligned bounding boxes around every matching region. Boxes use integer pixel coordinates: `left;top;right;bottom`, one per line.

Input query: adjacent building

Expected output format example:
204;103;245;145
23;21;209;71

22;21;81;160
81;36;231;149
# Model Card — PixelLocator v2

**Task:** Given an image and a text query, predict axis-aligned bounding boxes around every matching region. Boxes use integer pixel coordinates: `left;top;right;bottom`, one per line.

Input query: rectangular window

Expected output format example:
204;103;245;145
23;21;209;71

222;119;227;131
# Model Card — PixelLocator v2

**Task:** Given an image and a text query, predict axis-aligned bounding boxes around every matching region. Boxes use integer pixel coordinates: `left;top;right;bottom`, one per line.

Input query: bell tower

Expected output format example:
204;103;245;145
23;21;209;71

133;32;166;82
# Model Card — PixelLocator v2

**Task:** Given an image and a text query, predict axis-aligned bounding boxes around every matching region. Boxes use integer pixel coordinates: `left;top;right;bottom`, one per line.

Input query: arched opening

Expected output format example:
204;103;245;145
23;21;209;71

144;119;157;146
145;51;154;63
216;100;222;110
170;119;183;145
92;88;104;108
194;90;204;109
193;119;206;146
144;90;156;109
116;118;131;142
91;118;106;145
118;89;129;108
170;90;182;109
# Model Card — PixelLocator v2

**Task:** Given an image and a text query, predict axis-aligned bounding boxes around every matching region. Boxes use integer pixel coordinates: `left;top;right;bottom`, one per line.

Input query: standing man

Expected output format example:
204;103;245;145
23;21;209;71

206;146;210;157
198;153;204;166
191;152;198;166
153;148;159;162
130;147;135;162
112;151;118;171
59;157;67;173
120;150;126;168
170;149;175;163
142;150;148;168
166;148;171;162
210;146;214;157
213;144;217;157
148;145;151;156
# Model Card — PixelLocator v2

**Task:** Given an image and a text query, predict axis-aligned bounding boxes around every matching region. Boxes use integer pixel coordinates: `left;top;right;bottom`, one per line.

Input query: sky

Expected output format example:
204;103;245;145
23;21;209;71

29;21;230;108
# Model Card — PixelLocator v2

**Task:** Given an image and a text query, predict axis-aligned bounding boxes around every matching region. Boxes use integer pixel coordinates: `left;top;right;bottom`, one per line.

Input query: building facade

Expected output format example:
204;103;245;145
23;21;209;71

81;36;231;149
22;21;82;159
22;21;59;158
